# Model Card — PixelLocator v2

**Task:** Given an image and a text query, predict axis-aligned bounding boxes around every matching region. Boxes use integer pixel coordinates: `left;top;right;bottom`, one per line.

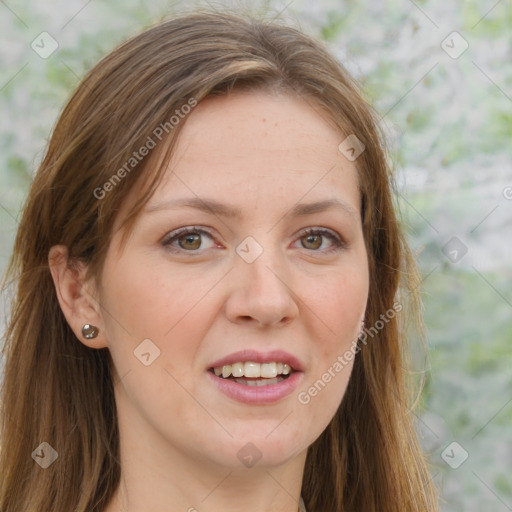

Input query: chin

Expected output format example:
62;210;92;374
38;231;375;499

195;430;305;470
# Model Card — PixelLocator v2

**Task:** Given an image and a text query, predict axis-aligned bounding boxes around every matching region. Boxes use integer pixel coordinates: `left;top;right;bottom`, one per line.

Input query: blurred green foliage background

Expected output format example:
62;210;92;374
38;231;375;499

1;1;511;510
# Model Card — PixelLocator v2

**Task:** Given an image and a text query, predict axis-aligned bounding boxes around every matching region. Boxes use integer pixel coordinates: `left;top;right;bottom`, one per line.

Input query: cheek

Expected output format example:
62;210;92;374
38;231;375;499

101;257;223;382
309;265;368;345
298;264;367;414
102;256;211;338
100;260;219;434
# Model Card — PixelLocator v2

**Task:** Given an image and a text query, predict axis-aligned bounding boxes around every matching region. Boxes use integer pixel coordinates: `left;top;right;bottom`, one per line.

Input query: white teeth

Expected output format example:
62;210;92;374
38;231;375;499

244;361;260;378
231;362;244;377
261;362;277;378
212;361;295;379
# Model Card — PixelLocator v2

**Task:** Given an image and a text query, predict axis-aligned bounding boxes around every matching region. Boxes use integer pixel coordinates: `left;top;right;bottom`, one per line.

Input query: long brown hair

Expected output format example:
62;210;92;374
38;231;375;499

0;9;438;512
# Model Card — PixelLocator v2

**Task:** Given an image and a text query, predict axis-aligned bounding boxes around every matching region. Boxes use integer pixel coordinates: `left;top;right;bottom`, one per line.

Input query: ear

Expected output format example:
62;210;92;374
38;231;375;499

48;245;108;349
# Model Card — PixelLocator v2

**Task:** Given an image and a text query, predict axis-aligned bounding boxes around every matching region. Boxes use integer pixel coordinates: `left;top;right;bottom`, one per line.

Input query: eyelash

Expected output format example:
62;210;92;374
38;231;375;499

161;226;346;255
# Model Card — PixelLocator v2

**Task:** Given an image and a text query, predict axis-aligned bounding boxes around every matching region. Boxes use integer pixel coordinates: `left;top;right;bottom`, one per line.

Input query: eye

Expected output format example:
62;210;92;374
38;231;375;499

294;227;345;253
161;226;346;255
162;226;216;253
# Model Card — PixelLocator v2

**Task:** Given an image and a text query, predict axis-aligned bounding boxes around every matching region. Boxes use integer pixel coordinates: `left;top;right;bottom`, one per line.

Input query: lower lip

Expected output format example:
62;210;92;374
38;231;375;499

206;371;303;405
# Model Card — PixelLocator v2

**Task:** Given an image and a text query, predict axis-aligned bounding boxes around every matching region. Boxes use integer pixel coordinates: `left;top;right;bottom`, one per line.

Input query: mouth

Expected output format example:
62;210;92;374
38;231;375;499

206;350;304;404
209;361;294;387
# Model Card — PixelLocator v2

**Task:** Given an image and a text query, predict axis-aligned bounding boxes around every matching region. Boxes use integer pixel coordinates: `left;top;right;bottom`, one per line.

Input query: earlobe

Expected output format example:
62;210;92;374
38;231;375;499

48;245;108;349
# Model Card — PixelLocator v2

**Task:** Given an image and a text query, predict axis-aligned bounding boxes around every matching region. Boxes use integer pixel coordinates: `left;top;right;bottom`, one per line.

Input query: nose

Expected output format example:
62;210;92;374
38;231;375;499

224;245;299;328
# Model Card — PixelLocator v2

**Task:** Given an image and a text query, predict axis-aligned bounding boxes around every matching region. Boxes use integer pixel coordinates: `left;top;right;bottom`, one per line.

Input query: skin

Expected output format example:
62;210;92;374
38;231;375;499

49;90;369;512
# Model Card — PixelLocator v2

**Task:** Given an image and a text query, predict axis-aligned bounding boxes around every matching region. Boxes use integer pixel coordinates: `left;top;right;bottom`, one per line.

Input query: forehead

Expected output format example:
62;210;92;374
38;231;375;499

151;90;361;213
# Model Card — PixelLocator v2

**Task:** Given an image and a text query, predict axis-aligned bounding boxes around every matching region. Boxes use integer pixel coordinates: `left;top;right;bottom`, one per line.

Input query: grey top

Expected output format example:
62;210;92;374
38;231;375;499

299;496;307;512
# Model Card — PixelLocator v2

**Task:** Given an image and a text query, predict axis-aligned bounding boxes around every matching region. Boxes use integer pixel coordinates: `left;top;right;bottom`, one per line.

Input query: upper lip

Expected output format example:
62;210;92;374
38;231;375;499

208;349;304;372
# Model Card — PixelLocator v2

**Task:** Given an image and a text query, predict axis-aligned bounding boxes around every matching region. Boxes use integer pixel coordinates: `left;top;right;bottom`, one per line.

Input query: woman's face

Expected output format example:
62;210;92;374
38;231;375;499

98;90;369;469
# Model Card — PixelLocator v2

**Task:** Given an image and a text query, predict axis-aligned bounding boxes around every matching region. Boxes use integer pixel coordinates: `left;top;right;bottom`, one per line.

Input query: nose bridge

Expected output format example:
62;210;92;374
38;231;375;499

227;234;298;326
238;236;285;291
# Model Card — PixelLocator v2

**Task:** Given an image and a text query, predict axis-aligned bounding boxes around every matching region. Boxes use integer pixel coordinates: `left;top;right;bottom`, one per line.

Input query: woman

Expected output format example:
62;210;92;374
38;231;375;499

0;9;438;512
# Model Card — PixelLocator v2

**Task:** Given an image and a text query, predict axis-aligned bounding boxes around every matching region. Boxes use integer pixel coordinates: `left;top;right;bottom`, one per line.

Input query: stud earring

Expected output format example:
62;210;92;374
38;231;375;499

82;324;99;339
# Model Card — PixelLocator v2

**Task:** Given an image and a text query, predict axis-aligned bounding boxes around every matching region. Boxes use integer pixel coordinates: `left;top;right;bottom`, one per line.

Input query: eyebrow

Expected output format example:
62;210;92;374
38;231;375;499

145;197;359;220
